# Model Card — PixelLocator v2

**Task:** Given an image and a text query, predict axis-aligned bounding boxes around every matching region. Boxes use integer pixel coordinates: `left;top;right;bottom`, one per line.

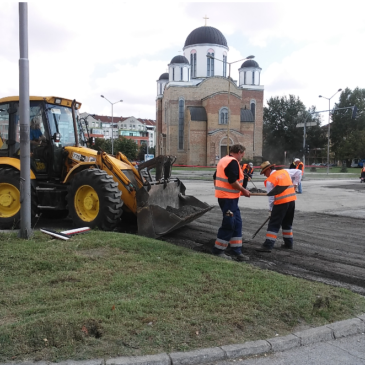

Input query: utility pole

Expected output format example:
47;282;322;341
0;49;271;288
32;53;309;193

19;2;32;238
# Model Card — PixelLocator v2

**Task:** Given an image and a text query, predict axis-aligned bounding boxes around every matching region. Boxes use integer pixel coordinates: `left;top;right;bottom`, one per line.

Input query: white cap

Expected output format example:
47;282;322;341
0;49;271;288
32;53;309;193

249;162;253;167
294;158;300;162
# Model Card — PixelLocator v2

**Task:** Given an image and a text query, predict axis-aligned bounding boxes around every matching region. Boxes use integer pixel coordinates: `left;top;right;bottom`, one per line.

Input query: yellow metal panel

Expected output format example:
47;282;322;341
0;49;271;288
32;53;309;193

0;157;36;179
0;96;81;109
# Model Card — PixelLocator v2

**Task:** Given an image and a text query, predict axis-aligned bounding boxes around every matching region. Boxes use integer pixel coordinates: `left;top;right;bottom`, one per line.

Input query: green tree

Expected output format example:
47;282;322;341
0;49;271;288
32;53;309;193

263;95;323;164
137;144;155;161
330;87;365;163
91;137;138;160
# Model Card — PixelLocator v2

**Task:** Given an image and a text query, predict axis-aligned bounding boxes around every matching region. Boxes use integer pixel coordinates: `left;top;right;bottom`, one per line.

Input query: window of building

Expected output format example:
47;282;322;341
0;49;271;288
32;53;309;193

219;107;228;125
244;71;246;85
190;51;197;78
223;55;227;77
178;98;184;149
252;71;255;85
181;67;183;81
207;51;214;77
173;68;175;81
250;101;256;121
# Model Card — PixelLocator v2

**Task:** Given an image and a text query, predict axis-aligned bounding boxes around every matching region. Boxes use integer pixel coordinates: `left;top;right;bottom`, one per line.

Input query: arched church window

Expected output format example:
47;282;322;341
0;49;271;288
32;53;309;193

178;98;185;149
207;50;214;77
219;107;228;125
252;71;255;85
250;100;256;121
223;54;227;77
190;51;197;78
181;67;183;81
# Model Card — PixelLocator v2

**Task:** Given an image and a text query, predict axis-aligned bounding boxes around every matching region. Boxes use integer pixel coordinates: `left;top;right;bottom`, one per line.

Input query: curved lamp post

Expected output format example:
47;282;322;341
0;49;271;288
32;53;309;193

101;95;123;155
206;54;255;155
319;89;342;175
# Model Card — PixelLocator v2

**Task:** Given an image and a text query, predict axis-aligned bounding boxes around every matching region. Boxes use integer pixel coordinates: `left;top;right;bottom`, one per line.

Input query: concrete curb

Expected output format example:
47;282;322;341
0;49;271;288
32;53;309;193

2;315;364;365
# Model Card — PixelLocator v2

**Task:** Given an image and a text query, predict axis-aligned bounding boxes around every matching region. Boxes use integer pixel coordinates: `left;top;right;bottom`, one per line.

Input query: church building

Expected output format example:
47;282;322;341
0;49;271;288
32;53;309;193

155;23;264;166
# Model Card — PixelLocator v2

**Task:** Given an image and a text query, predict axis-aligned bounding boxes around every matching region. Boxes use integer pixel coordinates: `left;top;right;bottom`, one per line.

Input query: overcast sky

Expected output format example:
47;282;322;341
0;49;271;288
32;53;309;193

1;1;364;122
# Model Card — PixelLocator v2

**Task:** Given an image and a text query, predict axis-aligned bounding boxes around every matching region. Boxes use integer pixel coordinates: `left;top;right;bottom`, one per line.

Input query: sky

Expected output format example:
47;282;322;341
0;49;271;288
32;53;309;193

1;1;364;123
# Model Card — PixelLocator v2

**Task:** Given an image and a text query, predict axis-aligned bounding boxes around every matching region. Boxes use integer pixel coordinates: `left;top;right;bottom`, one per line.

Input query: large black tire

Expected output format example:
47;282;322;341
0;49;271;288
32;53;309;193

0;168;38;229
67;169;123;231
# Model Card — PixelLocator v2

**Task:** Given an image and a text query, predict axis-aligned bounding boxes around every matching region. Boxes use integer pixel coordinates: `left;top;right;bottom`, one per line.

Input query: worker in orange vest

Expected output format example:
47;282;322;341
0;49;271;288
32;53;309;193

213;144;251;261
361;165;365;182
256;161;300;252
242;162;254;189
294;158;304;193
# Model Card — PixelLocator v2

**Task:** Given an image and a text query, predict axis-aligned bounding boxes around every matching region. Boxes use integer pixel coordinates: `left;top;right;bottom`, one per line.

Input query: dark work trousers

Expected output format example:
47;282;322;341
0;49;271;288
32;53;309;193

243;176;249;189
262;201;295;249
213;198;242;255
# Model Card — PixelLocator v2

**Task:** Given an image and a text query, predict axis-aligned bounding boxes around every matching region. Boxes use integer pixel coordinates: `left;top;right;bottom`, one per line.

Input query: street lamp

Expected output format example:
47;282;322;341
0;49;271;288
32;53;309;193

207;54;255;155
101;95;123;155
319;89;342;175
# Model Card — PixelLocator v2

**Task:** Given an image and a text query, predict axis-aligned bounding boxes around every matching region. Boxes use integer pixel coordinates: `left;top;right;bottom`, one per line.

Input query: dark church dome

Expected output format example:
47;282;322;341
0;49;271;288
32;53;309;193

158;73;169;80
184;26;227;47
170;55;189;64
241;60;259;68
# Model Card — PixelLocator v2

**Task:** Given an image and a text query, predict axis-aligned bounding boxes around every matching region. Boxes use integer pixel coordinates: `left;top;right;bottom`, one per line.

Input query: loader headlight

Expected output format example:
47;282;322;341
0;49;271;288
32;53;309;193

54;98;62;104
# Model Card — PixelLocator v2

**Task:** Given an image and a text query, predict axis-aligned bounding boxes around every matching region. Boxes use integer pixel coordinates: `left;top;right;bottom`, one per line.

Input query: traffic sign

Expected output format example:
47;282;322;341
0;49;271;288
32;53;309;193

296;122;317;128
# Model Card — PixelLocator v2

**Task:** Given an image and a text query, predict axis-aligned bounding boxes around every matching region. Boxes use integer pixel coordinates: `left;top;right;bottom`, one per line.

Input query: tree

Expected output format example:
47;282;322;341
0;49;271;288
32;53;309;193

91;137;138;160
330;87;365;163
137;144;156;161
263;95;323;164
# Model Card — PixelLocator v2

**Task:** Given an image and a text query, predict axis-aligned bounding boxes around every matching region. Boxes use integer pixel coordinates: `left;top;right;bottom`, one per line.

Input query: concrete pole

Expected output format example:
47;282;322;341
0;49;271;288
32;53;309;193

18;2;32;238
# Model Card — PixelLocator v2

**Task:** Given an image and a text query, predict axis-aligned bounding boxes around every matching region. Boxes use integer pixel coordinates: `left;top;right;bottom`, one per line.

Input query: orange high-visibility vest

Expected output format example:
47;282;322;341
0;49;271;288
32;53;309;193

265;170;296;205
242;164;253;176
215;156;244;199
296;162;304;175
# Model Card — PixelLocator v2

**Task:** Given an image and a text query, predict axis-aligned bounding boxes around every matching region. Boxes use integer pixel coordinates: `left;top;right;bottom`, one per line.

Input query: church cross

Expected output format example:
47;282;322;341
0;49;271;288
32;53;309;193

203;15;209;26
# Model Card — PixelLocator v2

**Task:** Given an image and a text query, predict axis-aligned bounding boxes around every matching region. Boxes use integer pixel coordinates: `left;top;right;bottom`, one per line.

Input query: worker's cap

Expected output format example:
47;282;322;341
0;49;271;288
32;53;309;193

260;161;275;175
249;162;253;167
294;158;300;162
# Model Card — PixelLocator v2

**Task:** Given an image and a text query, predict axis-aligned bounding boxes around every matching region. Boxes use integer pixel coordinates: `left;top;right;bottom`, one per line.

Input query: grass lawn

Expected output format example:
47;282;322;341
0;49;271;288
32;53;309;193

1;230;365;362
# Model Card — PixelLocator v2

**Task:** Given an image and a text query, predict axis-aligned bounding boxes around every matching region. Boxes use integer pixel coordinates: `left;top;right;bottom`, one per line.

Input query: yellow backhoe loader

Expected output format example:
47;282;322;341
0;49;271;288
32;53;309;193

0;96;212;237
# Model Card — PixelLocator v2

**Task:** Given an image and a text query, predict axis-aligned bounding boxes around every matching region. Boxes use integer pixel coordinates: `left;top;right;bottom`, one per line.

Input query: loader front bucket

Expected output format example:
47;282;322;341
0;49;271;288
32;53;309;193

136;179;213;238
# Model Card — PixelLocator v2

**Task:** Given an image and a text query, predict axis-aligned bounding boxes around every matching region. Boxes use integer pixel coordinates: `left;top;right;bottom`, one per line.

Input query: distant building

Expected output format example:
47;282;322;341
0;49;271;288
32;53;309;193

80;113;156;147
156;24;264;166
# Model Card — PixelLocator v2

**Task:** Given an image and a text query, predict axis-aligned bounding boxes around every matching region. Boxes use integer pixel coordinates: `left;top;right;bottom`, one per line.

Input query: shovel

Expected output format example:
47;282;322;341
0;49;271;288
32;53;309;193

250;185;290;197
251;215;271;239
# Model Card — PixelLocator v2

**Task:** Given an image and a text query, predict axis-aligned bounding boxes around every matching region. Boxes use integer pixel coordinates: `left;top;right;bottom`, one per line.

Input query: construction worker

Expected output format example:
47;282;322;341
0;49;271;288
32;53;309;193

256;161;301;253
242;162;254;189
213;144;251;261
361;165;365;182
294;158;304;193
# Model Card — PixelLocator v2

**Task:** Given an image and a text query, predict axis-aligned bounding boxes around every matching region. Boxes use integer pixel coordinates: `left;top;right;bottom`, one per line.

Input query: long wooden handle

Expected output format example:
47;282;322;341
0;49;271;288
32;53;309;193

249;193;267;196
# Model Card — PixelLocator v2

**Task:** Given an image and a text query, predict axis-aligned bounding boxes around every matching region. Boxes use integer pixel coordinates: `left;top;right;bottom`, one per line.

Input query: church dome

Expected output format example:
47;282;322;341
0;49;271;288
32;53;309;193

184;26;227;47
241;60;259;68
170;55;189;64
158;73;169;80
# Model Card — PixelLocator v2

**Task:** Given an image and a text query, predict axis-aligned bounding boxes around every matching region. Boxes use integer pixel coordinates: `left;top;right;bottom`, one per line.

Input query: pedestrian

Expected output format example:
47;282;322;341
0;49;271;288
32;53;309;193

256;161;302;253
242;162;254;189
289;159;296;169
213;144;251;261
294;158;304;193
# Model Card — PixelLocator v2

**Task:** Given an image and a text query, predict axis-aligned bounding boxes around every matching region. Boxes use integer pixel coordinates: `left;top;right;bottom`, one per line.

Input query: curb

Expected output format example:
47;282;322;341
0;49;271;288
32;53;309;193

3;314;364;365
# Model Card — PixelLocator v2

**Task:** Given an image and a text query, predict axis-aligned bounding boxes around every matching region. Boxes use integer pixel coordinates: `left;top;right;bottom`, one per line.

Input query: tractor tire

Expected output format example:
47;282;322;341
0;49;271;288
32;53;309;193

0;168;38;229
67;169;123;231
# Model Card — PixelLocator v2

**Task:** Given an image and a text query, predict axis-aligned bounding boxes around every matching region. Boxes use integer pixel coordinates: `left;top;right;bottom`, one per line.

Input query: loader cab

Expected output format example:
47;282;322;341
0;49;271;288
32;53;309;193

0;96;82;180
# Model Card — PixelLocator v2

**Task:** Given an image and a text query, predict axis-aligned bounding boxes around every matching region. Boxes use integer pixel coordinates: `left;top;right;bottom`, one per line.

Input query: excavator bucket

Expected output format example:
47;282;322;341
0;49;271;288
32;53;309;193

135;156;213;238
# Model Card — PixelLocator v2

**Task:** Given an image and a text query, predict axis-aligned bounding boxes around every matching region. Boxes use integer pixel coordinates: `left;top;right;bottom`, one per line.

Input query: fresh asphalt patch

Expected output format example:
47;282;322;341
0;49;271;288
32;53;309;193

162;207;365;296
